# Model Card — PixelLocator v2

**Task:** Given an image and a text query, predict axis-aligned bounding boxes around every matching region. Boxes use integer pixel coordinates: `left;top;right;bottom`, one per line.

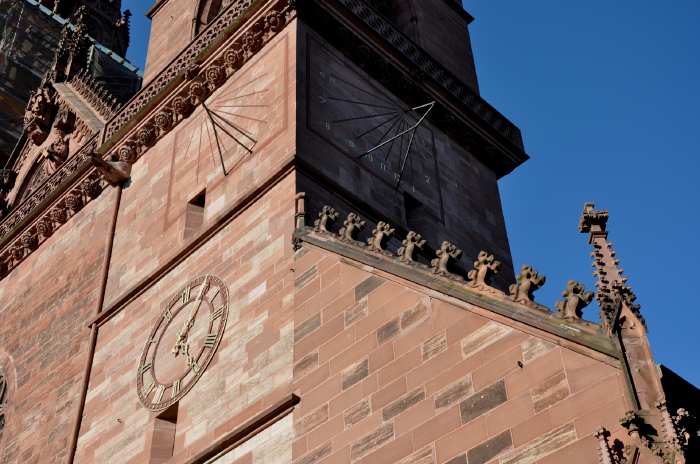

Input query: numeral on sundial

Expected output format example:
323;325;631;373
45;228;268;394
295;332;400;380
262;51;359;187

191;360;201;375
181;286;191;304
172;379;181;398
142;381;155;398
209;287;220;303
210;306;224;321
164;308;174;323
204;334;218;349
153;385;165;404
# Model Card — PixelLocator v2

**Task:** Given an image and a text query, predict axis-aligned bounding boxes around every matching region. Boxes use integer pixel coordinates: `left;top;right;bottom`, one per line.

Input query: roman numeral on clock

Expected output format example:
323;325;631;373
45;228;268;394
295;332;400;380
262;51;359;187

172;379;181;398
140;363;152;375
164;308;174;322
153;385;165;404
204;333;218;349
210;306;224;321
142;381;155;398
181;286;191;304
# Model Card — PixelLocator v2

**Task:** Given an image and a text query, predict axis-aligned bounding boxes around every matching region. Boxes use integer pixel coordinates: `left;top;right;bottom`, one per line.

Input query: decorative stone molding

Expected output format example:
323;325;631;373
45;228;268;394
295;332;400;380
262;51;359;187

0;0;297;281
314;206;339;233
555;280;594;321
68;69;122;121
509;265;546;308
24;85;56;146
431;241;462;278
338;212;366;244
594;428;617;464
467;250;500;290
397;231;425;264
367;221;394;253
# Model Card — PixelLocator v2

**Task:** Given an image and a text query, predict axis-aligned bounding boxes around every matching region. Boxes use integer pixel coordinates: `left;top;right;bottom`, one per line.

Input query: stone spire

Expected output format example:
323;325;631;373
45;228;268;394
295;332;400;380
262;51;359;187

579;203;644;332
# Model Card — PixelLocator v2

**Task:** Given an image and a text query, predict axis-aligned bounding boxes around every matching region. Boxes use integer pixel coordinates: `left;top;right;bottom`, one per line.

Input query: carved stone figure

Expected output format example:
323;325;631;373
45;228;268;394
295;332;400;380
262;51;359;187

431;241;462;277
137;125;157;148
172;96;194;119
154;111;174;133
367;221;395;253
24;86;55;145
314;206;339;233
338;212;365;243
509;265;546;304
555;280;594;320
43;129;71;175
37;217;54;239
90;156;132;186
467;251;500;288
189;81;208;104
397;231;426;263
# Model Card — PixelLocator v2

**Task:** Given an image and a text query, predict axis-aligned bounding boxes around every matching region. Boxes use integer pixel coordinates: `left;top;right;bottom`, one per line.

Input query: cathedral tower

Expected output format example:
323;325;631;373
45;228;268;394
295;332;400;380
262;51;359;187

0;1;696;463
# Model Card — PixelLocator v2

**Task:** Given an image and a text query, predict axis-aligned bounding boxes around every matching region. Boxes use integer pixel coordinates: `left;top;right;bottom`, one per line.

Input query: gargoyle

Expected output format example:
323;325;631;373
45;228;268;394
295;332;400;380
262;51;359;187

431;241;462;277
467;251;501;289
555;280;593;320
509;265;546;305
90;155;132;186
367;221;395;253
338;212;365;243
397;231;426;263
314;206;339;233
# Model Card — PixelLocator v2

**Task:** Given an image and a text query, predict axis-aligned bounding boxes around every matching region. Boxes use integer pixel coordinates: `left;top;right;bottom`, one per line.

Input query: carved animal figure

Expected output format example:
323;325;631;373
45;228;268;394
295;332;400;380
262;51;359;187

314;206;339;233
367;221;395;252
338;212;365;243
397;231;426;263
431;241;462;276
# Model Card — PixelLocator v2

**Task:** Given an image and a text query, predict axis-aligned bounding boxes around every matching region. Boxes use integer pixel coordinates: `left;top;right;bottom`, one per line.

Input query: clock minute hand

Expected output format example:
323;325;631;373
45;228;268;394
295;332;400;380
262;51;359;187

172;276;210;356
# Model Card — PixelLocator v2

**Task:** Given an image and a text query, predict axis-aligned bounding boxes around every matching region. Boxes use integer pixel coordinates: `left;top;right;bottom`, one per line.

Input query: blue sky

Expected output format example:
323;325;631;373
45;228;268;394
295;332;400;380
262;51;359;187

123;1;700;385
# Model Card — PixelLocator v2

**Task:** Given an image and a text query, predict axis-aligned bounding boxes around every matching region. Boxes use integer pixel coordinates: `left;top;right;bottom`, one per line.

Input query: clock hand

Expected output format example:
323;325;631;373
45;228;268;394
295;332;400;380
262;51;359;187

172;276;211;357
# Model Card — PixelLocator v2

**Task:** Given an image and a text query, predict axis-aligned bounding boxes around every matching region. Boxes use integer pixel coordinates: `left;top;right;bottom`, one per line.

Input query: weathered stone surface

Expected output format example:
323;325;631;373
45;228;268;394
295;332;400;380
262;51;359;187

345;300;368;325
295;313;321;343
435;376;474;410
521;338;556;363
459;380;508;423
444;454;467;464
501;423;577;464
377;318;401;344
461;322;512;359
295;404;329;435
355;275;384;301
422;333;447;361
295;442;332;464
295;266;317;289
401;301;429;329
382;388;426;420
294;352;319;378
467;430;513;464
342;359;369;390
397;446;435;464
344;400;371;429
351;423;394;460
531;370;569;412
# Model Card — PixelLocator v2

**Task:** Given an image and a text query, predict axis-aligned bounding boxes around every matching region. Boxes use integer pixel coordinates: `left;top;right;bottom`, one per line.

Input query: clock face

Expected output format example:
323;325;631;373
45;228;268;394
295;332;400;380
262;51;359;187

306;37;443;218
137;275;228;411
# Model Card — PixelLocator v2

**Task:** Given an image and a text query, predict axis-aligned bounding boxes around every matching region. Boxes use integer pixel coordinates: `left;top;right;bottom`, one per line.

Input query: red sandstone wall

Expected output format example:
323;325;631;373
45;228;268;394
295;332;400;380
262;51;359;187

0;189;116;463
291;247;632;464
104;28;295;308
75;175;296;462
144;0;200;84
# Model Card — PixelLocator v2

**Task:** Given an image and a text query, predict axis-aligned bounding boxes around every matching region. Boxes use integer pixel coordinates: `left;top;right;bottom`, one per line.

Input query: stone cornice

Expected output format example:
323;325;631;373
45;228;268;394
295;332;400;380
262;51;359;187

294;226;619;359
0;0;297;280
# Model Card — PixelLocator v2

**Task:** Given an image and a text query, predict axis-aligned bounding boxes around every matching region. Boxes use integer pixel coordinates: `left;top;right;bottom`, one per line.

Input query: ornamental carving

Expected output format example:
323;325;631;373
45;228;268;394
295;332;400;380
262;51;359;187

338;212;365;244
367;221;394;253
431;241;462;277
154;111;174;134
314;206;338;233
397;231;425;264
117;144;137;163
205;65;226;90
555;280;593;321
467;251;501;289
43;129;71;175
24;85;56;145
509;265;546;305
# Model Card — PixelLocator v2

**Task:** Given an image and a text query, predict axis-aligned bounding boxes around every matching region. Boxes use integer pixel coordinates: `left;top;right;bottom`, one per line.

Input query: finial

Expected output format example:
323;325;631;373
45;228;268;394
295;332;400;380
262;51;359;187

397;231;426;263
467;250;500;289
338;212;365;243
579;202;609;242
367;221;395;253
509;265;546;305
431;241;462;277
555;280;593;321
314;206;338;233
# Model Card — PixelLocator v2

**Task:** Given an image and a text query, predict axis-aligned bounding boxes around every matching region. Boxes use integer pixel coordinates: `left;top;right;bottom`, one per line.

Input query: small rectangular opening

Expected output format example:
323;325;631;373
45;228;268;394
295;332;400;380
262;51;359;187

149;403;178;463
184;189;206;239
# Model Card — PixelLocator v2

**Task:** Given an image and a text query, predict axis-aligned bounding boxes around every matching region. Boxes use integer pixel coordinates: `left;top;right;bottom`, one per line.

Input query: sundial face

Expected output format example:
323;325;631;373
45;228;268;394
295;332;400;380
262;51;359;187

306;37;443;218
